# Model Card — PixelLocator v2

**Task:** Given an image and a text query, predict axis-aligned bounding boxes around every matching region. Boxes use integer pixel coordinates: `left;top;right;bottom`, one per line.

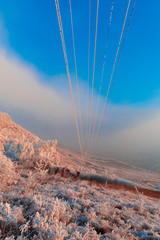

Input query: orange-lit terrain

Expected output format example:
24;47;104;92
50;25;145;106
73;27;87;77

0;112;160;239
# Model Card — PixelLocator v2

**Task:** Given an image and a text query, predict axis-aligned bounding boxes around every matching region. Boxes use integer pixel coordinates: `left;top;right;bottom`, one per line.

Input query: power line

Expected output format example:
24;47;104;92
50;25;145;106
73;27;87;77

107;0;136;118
112;0;136;89
90;0;114;151
87;0;99;152
87;0;91;153
92;0;131;150
55;0;84;159
69;0;84;153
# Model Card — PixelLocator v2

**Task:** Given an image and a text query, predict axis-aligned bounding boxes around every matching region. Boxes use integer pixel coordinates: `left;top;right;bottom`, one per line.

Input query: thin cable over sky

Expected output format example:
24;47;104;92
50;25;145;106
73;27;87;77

93;0;131;150
55;0;84;158
87;0;91;153
88;0;99;152
90;0;114;151
69;0;84;153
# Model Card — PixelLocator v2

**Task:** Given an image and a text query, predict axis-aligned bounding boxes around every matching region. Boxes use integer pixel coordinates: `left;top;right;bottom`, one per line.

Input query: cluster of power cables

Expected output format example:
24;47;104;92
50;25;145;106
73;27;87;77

54;0;136;160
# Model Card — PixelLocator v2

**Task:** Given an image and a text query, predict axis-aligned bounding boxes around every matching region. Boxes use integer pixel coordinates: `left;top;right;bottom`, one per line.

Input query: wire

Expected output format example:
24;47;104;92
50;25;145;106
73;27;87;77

87;0;91;153
87;0;99;152
90;0;114;151
69;0;84;152
107;0;136;115
112;0;136;89
55;0;84;159
92;0;131;150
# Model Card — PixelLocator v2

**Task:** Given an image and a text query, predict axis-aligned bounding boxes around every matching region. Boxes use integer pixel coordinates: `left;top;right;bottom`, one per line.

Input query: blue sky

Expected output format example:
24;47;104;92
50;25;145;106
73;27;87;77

0;0;160;168
0;0;160;104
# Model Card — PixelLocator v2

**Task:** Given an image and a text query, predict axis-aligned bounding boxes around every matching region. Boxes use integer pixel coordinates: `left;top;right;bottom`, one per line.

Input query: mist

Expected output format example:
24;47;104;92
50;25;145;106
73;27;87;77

0;49;160;172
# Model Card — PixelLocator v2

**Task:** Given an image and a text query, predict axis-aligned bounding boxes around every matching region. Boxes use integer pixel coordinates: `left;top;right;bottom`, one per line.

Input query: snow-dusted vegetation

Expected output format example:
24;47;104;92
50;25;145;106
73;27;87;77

1;169;160;239
4;135;59;168
0;152;17;191
0;112;160;239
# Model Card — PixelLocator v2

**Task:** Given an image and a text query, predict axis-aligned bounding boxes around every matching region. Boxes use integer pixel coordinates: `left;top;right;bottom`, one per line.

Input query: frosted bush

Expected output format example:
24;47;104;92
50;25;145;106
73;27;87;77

0;152;16;190
4;134;59;167
0;202;24;237
32;199;70;239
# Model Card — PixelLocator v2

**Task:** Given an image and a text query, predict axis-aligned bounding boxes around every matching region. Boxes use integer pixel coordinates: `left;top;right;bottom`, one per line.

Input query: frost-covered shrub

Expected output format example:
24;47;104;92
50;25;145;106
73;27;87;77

32;213;68;239
0;202;24;237
25;170;48;196
4;134;59;168
0;152;16;190
31;198;71;239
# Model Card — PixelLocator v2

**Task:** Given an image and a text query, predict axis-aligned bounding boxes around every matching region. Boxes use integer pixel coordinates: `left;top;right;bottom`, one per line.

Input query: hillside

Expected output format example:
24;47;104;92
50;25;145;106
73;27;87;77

0;112;39;140
0;111;160;240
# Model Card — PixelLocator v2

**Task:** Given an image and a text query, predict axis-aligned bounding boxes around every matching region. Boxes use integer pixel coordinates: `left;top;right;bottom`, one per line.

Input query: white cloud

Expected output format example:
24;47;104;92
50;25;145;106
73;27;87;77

1;48;160;164
95;105;160;169
0;49;73;126
0;18;160;171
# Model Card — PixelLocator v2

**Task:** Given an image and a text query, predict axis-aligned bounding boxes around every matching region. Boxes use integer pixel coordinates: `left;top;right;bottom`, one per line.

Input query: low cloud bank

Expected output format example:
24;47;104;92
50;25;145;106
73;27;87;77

0;49;160;171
